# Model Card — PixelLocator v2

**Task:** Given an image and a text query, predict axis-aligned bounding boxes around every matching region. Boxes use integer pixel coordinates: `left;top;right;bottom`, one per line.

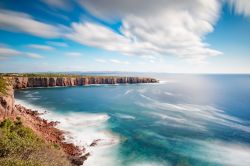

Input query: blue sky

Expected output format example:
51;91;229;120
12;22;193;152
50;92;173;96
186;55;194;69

0;0;249;73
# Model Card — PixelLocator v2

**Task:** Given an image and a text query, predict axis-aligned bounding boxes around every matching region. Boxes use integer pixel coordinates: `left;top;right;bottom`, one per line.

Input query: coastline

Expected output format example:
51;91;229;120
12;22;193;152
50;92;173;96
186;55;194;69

15;98;121;166
0;75;158;166
13;101;88;165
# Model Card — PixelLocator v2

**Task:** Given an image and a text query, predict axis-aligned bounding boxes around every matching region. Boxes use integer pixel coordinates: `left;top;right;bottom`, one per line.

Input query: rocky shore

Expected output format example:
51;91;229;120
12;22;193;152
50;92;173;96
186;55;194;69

14;104;89;165
0;75;158;165
0;79;88;165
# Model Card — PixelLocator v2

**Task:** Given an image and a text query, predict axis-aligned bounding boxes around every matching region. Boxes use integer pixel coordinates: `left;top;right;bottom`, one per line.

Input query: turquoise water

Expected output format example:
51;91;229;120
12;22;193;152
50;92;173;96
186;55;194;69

15;74;250;166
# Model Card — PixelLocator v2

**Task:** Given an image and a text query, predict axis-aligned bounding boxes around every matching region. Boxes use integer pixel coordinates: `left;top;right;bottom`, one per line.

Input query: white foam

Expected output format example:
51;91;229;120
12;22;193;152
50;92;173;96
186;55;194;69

184;139;250;166
124;89;134;95
15;99;120;166
115;113;136;120
138;94;250;133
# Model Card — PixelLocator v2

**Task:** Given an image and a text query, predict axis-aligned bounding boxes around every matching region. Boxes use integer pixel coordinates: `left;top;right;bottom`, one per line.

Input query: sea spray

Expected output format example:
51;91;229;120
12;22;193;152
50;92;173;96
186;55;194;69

15;99;121;166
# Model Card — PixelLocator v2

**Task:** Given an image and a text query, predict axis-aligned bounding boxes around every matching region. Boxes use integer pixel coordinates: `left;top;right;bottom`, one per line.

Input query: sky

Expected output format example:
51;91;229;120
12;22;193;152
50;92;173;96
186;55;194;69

0;0;249;73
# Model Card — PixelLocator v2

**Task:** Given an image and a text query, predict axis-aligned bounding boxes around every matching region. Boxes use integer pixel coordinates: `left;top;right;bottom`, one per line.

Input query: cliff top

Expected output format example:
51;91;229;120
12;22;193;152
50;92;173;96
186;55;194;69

0;73;154;79
0;77;8;95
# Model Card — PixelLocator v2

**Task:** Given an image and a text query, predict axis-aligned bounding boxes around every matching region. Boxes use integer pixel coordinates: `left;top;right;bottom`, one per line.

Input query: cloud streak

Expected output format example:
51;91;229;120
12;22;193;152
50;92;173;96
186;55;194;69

40;0;72;11
25;52;44;59
0;45;44;59
0;9;62;38
65;52;82;57
95;58;130;65
0;46;21;57
110;59;130;65
228;0;250;16
28;44;54;50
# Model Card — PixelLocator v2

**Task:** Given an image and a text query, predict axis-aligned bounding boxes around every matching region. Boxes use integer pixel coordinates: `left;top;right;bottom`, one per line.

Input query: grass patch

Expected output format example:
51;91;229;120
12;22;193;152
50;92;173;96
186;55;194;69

0;76;10;96
0;118;71;166
0;77;8;96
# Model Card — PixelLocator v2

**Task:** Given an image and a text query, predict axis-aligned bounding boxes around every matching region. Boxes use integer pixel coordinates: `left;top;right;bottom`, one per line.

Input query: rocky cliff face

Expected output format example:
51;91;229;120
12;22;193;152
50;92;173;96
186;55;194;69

12;76;158;89
1;76;157;117
0;83;15;120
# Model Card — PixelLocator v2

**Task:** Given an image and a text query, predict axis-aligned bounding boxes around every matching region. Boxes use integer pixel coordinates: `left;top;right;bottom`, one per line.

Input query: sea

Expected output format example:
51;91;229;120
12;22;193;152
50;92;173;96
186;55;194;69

14;73;250;166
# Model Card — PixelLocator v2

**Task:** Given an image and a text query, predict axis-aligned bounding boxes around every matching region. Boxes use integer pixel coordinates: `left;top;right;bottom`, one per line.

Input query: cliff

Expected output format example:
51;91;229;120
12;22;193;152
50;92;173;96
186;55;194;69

0;78;15;120
0;77;87;165
1;75;158;118
12;76;158;89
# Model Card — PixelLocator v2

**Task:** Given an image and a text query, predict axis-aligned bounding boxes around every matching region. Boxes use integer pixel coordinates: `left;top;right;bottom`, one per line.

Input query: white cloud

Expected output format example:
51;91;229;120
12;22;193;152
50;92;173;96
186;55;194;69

25;52;44;59
0;9;62;38
65;52;82;57
95;58;107;63
28;44;54;50
47;41;68;47
110;59;130;65
0;45;44;59
74;0;223;63
149;60;155;64
0;46;21;57
228;0;250;16
95;58;130;65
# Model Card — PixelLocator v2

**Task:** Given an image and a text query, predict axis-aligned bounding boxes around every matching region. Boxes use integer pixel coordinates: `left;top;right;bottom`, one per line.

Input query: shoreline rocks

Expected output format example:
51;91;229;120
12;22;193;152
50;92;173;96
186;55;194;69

14;104;87;166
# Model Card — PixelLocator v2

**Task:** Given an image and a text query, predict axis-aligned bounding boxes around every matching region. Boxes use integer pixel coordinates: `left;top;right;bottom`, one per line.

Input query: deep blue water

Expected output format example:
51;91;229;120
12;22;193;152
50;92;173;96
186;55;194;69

15;74;250;166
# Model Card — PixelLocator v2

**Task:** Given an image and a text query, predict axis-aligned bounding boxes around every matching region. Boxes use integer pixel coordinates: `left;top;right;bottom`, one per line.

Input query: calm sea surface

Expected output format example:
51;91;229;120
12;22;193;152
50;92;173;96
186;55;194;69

15;74;250;166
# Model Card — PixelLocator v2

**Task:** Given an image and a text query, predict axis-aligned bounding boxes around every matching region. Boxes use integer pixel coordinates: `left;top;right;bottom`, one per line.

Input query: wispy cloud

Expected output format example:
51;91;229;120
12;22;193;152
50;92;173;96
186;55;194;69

110;59;130;65
25;52;44;59
228;0;250;16
0;45;44;59
0;9;62;38
28;44;54;50
95;58;107;63
40;0;72;11
95;58;130;65
65;52;82;57
47;41;68;47
0;45;21;57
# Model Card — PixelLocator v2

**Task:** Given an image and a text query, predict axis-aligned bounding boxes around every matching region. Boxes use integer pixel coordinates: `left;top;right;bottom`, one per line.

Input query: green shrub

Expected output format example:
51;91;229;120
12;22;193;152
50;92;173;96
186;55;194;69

0;118;71;166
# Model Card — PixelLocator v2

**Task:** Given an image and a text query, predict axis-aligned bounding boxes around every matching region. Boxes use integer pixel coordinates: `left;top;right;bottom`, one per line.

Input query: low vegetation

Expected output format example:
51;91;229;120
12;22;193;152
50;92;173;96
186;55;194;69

0;118;71;166
0;73;119;78
0;77;8;96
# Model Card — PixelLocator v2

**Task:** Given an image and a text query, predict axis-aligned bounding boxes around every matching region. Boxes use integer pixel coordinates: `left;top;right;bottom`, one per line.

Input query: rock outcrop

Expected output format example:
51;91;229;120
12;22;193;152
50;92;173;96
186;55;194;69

0;81;15;120
12;76;158;89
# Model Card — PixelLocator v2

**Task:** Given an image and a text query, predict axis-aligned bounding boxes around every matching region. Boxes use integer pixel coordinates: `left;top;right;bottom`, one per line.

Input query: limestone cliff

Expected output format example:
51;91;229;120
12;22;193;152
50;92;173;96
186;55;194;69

12;76;158;89
1;76;158;117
